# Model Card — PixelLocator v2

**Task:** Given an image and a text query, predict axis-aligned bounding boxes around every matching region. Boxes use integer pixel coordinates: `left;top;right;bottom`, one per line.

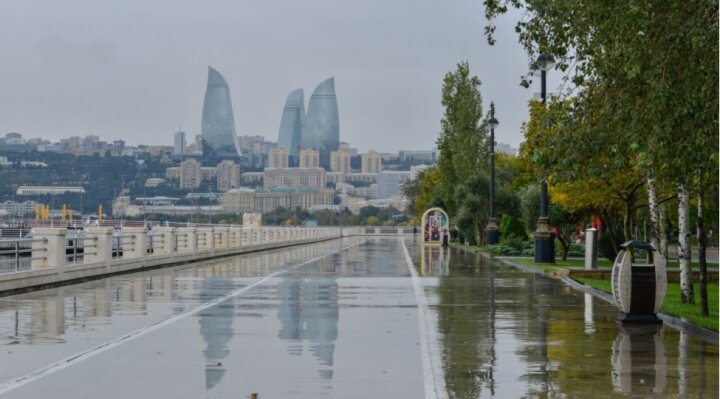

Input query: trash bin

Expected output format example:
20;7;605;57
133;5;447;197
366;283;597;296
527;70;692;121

611;241;667;324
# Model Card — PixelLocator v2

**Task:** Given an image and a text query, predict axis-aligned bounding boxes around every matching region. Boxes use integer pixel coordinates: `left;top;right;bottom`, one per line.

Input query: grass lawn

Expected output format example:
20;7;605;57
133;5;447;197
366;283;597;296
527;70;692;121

576;278;718;332
507;256;717;270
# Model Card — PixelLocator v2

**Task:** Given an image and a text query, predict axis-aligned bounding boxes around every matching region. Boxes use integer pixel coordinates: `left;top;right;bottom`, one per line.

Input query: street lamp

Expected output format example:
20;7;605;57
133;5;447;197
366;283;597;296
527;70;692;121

485;102;500;245
533;53;555;263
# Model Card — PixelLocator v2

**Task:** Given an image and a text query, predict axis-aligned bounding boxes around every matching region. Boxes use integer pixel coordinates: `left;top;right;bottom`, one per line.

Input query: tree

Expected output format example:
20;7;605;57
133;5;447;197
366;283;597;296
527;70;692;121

436;61;488;216
519;183;577;260
483;0;717;307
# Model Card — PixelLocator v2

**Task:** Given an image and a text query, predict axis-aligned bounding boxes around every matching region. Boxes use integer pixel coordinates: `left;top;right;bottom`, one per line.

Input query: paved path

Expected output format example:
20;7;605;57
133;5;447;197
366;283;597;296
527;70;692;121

0;237;716;398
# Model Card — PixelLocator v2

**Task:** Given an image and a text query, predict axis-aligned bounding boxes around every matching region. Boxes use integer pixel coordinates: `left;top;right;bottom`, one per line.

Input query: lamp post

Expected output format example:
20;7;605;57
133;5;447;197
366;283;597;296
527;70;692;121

484;102;500;245
533;53;555;263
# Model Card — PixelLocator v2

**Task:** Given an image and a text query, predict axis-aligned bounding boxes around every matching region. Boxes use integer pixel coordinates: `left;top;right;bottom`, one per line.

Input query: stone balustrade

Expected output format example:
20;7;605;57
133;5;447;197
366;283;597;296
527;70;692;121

0;224;413;294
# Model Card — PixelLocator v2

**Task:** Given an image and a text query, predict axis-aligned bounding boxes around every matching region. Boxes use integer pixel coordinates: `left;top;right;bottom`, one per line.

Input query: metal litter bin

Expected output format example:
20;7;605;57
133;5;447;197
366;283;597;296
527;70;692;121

611;241;667;323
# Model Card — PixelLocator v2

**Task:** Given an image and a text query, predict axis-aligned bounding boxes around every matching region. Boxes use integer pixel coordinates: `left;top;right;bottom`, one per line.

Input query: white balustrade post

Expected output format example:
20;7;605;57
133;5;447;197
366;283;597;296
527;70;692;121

217;227;229;250
154;227;176;255
122;227;147;259
85;227;113;268
207;228;216;250
177;227;197;253
196;227;212;251
241;230;249;247
32;228;67;270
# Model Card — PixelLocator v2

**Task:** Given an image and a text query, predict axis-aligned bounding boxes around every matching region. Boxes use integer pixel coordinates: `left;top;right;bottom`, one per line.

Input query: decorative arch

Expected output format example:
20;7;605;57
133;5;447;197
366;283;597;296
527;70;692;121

421;207;449;246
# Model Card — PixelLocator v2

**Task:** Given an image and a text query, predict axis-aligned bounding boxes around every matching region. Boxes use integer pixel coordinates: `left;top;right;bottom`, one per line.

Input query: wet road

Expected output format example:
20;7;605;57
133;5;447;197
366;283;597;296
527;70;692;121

0;237;717;398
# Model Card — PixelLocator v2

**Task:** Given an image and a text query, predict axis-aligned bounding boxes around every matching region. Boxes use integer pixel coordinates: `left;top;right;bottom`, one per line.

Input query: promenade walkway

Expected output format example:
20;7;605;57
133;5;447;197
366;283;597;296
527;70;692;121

0;237;716;398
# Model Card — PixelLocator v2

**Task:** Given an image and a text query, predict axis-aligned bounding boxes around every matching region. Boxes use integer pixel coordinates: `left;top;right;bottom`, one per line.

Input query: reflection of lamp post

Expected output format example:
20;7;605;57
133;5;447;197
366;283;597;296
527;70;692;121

485;102;500;245
533;53;555;263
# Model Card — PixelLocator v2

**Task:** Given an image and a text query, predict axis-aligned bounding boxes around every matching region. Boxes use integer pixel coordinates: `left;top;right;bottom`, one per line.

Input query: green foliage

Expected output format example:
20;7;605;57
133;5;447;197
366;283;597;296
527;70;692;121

481;244;521;256
436;61;488;216
499;214;527;240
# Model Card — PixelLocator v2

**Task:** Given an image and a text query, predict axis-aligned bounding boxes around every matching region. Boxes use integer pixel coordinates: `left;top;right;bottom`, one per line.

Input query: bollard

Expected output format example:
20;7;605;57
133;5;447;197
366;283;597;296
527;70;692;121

584;228;598;270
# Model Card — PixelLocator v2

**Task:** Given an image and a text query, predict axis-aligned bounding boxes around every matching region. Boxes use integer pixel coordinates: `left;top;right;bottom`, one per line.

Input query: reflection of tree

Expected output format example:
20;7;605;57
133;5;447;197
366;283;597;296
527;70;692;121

277;277;338;379
436;248;495;398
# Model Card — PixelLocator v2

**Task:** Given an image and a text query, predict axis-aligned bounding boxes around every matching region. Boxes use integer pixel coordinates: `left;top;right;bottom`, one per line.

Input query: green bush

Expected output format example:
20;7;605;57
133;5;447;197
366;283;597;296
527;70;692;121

482;244;522;256
568;243;585;257
499;214;528;240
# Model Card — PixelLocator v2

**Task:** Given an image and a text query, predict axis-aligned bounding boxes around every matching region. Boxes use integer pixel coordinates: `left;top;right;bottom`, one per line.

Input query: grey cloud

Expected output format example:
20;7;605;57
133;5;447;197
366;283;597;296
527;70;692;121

35;35;116;67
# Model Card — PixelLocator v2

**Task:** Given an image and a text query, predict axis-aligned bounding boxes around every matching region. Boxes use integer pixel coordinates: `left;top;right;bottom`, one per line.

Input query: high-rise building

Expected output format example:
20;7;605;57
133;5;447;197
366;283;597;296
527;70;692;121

330;150;351;174
268;148;289;169
173;130;186;156
277;89;305;159
180;159;202;189
376;171;410;199
302;77;339;167
361;150;382;173
398;149;437;163
216;160;241;191
201;67;239;156
299;149;320;168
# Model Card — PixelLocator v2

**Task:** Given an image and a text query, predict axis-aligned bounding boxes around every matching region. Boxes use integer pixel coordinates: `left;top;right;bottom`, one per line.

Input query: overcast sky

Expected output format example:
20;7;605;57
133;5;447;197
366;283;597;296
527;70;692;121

0;0;561;153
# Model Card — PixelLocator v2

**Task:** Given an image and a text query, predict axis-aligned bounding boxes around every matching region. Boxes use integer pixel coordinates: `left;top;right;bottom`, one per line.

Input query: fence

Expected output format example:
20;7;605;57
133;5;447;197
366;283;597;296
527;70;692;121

0;224;351;294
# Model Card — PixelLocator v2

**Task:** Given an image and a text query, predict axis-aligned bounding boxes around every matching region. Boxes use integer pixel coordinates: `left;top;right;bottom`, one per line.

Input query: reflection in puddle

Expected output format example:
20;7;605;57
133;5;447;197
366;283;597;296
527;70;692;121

420;246;450;276
416;244;719;398
612;324;666;395
198;278;237;390
277;277;339;380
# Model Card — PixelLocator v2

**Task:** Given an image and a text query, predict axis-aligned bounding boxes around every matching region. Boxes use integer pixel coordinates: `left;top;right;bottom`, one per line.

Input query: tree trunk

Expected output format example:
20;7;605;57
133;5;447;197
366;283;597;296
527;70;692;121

659;203;669;259
646;174;661;250
697;188;708;316
678;184;693;304
558;233;570;261
623;197;635;261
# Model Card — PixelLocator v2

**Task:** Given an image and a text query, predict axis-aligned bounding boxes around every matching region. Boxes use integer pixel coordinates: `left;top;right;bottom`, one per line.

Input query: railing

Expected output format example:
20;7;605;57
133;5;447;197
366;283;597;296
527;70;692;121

0;238;45;272
0;223;372;276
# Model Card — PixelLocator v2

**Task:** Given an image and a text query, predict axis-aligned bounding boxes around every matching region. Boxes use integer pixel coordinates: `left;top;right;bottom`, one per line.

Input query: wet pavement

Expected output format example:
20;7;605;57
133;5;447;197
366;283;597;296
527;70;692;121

0;237;716;398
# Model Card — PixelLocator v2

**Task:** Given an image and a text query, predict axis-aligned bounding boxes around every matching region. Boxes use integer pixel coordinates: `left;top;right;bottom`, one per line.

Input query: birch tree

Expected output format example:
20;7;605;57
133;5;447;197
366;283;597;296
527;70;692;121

483;0;718;307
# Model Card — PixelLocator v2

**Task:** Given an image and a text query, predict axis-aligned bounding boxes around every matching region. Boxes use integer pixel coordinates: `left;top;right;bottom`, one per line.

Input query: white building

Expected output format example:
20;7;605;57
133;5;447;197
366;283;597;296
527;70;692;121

361;150;382;173
298;149;320;168
263;167;326;189
268;148;289;169
330;150;352;174
216;160;241;191
16;186;85;196
179;159;202;189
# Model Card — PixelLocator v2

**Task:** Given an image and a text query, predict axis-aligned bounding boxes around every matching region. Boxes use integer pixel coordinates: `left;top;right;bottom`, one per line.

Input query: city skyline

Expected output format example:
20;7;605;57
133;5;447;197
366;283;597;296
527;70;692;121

0;1;559;153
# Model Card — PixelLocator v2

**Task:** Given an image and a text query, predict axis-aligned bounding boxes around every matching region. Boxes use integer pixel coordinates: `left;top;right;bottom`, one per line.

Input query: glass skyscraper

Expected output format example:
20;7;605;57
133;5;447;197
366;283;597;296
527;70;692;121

302;77;339;167
277;88;305;159
201;67;239;156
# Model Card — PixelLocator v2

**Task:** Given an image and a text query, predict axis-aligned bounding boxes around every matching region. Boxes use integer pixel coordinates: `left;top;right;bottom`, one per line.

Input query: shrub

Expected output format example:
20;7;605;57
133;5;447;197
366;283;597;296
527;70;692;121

499;214;528;241
482;244;522;256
